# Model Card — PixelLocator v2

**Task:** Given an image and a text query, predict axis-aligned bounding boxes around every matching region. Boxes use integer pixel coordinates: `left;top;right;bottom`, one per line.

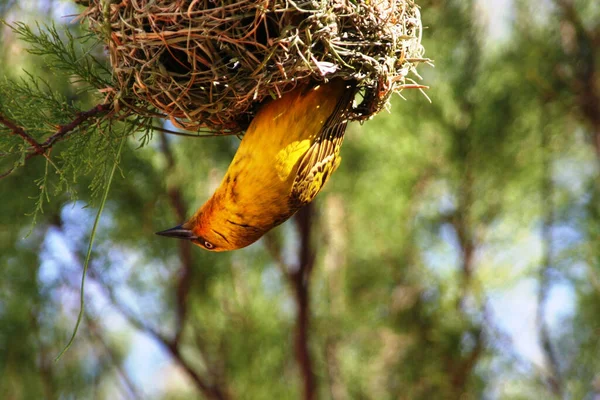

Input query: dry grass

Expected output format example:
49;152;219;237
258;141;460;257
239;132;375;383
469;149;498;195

83;0;429;133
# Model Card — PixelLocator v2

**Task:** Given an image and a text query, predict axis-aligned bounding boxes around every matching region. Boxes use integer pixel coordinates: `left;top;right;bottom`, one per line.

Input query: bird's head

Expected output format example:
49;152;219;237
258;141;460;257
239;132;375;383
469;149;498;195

155;224;227;252
156;199;260;252
156;212;238;252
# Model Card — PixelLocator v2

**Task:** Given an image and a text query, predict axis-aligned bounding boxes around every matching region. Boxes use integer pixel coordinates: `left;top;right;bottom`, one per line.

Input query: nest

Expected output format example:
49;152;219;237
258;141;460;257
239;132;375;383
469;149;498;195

83;0;427;133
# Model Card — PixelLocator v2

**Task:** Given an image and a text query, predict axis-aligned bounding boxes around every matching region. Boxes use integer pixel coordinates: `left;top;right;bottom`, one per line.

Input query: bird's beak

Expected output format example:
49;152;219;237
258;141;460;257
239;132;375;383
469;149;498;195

155;224;198;241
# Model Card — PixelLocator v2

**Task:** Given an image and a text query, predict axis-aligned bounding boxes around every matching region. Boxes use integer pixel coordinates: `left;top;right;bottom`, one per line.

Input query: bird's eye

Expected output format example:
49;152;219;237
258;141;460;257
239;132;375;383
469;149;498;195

203;240;214;249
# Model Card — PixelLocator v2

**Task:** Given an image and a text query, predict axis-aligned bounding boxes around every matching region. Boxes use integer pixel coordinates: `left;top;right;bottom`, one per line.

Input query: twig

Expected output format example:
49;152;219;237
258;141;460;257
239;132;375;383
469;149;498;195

0;103;111;178
41;103;111;149
0;113;45;153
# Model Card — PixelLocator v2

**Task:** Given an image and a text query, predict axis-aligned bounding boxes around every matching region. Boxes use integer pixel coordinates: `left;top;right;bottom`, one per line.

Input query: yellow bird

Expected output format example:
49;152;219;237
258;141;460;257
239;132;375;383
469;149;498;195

157;79;356;251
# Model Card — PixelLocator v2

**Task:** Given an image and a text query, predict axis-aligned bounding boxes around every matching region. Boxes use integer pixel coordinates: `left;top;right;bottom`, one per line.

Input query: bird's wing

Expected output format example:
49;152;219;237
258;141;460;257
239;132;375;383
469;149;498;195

290;85;354;207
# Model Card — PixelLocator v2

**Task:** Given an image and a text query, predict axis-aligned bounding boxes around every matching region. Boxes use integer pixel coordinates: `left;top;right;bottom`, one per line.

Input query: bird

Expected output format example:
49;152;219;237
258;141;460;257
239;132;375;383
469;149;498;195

156;78;356;251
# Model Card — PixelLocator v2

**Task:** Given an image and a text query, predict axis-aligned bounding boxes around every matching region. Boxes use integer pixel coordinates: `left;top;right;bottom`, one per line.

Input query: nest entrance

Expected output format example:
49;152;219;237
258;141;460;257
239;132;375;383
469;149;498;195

84;0;428;133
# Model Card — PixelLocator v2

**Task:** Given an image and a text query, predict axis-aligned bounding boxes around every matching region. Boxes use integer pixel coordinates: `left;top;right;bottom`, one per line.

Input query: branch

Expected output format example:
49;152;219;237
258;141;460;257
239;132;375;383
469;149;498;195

0;103;111;178
263;206;318;399
90;271;230;400
30;308;57;400
56;268;142;400
85;314;143;400
554;0;600;159
290;204;318;400
537;115;563;397
51;220;229;400
446;165;476;311
42;104;111;148
450;325;484;393
0;113;45;153
446;163;487;395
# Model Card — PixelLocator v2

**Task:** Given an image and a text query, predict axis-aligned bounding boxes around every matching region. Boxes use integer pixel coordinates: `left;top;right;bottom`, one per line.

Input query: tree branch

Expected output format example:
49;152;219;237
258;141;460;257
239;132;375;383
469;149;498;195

447;160;486;396
554;0;600;159
51;219;229;400
447;165;476;310
265;205;320;399
0;113;45;153
450;325;484;393
85;314;143;400
30;309;57;400
290;204;318;400
43;104;111;148
0;103;111;178
264;206;319;399
536;112;563;397
89;271;230;400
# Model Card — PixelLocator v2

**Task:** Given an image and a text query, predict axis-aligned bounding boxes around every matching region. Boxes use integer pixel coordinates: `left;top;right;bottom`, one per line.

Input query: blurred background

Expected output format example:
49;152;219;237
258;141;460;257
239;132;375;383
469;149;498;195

1;0;599;399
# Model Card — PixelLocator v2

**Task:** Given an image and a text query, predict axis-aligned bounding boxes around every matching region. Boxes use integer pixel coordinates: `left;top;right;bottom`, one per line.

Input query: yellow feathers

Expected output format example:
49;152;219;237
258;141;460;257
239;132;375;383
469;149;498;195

157;79;356;251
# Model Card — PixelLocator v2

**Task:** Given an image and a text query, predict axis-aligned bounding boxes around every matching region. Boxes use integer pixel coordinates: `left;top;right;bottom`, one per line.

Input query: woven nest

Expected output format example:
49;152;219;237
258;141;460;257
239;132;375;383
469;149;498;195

83;0;427;133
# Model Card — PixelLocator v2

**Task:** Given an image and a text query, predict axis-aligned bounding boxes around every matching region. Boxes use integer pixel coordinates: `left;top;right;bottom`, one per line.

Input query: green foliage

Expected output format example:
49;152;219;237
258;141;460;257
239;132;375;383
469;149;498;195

7;21;111;90
0;21;153;220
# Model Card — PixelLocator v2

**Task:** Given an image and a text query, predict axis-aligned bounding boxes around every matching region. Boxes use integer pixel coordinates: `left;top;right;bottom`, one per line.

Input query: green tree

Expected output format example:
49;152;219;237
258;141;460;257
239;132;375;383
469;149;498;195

1;0;599;399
